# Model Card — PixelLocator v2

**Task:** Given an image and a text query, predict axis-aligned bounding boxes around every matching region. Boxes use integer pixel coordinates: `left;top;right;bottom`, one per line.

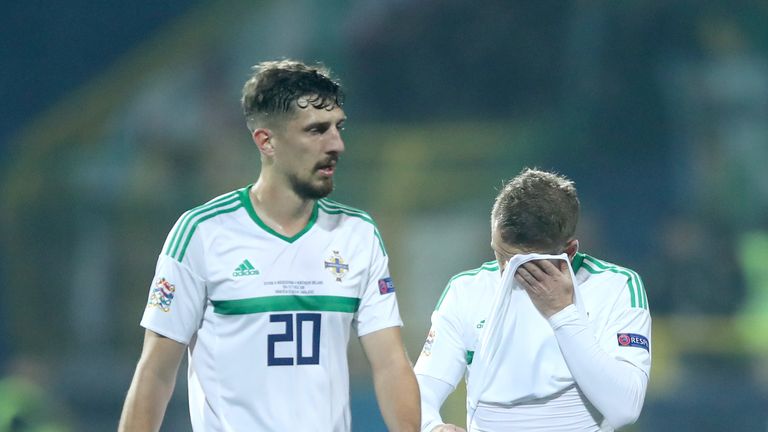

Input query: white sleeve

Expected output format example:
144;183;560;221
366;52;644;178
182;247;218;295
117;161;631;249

414;280;468;386
141;214;208;344
417;375;454;432
414;280;468;430
549;304;650;429
354;225;402;337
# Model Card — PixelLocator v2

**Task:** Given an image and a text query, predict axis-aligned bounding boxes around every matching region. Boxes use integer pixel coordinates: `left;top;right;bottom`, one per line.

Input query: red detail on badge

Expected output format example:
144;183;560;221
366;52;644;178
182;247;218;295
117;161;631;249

618;334;631;346
378;277;395;294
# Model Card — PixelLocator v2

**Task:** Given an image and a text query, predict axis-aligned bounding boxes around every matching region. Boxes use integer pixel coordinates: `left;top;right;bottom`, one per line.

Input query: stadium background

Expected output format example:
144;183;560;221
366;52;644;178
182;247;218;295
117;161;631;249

2;1;768;430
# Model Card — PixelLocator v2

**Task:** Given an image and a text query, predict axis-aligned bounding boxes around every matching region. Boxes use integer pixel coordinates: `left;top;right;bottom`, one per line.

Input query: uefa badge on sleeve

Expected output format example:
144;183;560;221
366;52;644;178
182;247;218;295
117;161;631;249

148;277;176;312
378;277;395;295
617;333;649;351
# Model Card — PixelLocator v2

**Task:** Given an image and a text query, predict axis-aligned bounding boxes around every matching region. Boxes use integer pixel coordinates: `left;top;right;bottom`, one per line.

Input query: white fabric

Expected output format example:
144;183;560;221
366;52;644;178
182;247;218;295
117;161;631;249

550;305;649;429
417;375;455;432
415;261;500;387
414;253;652;431
466;253;585;422
470;386;603;432
140;188;402;431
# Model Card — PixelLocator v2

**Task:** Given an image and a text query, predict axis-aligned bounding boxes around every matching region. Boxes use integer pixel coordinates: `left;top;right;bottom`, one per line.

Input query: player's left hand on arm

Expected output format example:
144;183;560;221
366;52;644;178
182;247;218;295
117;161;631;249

515;259;574;318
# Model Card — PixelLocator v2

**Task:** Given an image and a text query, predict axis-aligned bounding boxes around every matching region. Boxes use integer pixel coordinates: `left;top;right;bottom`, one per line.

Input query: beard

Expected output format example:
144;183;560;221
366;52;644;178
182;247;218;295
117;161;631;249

289;172;334;200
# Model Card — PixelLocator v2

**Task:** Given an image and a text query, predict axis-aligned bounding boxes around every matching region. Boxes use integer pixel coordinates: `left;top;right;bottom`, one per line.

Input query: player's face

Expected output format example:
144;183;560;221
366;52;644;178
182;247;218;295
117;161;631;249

272;99;346;199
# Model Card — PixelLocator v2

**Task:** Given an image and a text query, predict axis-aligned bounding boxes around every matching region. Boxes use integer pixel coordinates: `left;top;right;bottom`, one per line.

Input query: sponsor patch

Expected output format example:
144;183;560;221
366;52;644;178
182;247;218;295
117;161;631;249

378;277;395;294
148;277;176;312
422;329;436;356
617;333;649;351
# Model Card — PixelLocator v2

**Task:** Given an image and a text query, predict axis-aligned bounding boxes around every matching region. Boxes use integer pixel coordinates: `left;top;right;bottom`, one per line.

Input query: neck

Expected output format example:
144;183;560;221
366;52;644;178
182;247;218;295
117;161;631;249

249;177;316;237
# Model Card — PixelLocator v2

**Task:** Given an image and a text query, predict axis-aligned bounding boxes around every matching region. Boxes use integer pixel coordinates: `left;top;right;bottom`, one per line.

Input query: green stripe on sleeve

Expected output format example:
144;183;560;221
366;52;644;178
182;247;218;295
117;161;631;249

212;295;361;315
319;199;373;219
434;281;453;311
165;191;239;256
175;203;243;261
435;261;499;310
318;199;379;226
580;255;647;309
318;200;387;256
637;272;647;308
581;260;637;307
167;193;240;258
372;228;388;256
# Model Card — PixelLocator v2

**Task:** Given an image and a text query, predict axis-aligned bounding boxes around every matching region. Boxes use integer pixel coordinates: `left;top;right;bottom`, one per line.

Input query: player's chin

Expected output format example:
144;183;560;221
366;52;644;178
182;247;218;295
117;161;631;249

317;179;334;196
307;178;335;199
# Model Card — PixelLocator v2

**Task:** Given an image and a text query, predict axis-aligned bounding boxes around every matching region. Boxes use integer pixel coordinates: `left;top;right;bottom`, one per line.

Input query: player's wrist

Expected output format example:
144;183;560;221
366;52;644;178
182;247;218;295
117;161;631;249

547;304;579;329
542;301;572;318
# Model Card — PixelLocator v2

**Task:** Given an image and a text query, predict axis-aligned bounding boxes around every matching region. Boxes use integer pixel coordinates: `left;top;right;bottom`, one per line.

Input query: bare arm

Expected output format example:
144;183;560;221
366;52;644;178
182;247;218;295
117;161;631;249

360;326;421;432
118;329;186;432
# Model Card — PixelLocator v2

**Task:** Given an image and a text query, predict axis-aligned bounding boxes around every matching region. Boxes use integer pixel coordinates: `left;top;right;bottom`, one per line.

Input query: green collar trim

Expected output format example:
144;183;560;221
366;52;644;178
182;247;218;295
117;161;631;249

239;186;318;243
571;252;585;273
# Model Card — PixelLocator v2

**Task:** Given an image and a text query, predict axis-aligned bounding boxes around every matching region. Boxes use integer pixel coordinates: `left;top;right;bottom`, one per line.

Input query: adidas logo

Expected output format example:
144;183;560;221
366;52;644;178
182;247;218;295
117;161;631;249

233;259;260;277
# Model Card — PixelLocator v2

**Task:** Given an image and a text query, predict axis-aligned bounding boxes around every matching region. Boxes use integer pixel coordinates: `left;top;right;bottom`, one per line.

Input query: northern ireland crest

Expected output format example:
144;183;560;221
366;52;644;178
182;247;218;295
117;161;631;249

324;250;349;282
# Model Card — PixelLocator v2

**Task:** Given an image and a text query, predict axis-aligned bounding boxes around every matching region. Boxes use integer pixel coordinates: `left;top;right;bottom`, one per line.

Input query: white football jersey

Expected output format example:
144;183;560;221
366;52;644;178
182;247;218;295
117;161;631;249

414;254;651;427
141;186;402;432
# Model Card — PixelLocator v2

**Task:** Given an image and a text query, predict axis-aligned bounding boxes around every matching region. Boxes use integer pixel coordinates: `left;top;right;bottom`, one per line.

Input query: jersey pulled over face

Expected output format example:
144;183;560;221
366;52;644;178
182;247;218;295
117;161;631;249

141;186;401;432
415;254;651;427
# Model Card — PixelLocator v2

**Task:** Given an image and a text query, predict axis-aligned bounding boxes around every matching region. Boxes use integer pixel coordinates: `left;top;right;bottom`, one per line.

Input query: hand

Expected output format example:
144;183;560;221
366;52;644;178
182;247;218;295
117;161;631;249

514;259;574;318
432;424;466;432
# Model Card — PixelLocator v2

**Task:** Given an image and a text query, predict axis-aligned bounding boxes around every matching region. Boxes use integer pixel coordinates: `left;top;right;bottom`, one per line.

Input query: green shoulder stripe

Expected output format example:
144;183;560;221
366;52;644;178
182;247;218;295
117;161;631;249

166;191;245;262
320;198;367;213
579;254;648;309
435;261;499;311
318;199;376;224
318;199;387;256
174;202;243;262
165;191;239;257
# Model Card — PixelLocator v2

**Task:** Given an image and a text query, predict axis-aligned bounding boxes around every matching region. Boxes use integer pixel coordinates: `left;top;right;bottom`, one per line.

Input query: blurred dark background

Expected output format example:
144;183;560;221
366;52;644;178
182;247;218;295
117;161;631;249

2;1;768;430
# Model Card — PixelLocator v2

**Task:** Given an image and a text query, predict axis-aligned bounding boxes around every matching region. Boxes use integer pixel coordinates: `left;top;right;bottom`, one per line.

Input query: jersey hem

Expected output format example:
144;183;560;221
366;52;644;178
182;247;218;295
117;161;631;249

141;322;191;345
356;320;403;338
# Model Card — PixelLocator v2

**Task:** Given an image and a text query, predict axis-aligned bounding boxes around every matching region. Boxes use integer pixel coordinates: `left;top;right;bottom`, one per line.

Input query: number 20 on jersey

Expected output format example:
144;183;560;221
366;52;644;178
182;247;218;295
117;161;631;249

267;313;321;366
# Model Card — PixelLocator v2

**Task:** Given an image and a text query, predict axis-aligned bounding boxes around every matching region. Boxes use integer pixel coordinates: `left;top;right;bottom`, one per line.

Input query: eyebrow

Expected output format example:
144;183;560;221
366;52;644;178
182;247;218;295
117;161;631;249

302;117;346;132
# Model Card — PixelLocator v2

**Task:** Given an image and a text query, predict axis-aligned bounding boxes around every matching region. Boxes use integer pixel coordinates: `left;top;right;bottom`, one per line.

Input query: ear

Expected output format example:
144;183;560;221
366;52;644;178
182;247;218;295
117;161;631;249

252;128;274;156
564;239;579;261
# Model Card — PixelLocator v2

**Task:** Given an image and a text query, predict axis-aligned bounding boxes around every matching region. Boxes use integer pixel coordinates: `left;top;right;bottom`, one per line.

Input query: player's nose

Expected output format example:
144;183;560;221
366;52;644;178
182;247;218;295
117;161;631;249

327;128;345;154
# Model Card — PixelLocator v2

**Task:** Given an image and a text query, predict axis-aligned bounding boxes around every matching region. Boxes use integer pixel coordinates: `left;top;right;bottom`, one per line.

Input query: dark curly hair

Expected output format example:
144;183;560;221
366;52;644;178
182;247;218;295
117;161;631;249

241;60;344;131
491;168;580;251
